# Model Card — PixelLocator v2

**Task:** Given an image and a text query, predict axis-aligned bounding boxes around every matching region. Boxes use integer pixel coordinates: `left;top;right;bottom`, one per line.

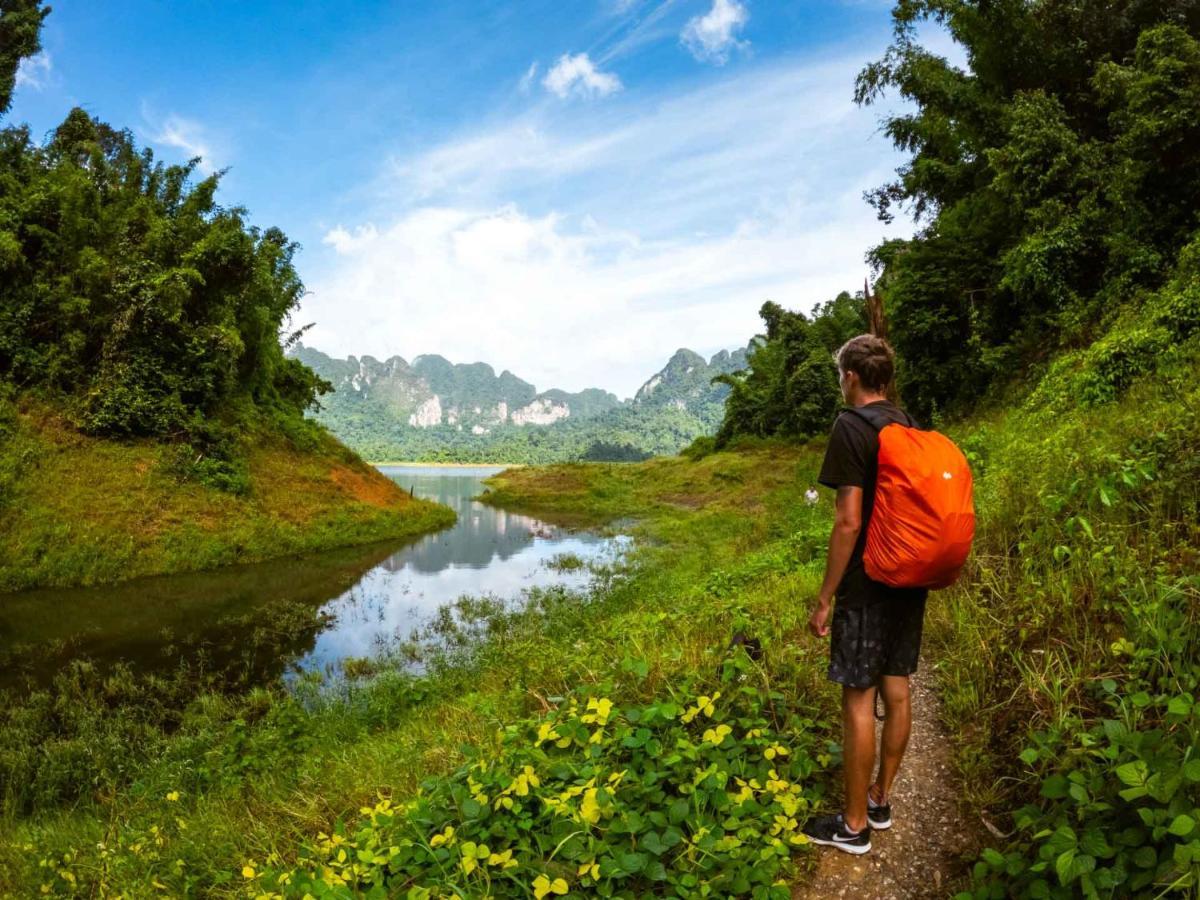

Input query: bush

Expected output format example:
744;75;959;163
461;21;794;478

253;657;830;898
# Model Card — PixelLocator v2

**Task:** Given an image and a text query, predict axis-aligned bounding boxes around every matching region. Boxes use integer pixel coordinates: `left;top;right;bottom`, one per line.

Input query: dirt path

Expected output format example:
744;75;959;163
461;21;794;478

793;663;980;899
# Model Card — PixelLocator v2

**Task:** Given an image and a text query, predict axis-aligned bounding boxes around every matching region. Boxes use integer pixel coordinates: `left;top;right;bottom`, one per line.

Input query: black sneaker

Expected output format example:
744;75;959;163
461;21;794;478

802;812;872;855
867;791;892;830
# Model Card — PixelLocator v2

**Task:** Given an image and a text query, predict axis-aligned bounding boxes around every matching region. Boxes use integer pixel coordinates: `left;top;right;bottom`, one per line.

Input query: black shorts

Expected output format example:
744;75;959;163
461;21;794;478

827;596;927;689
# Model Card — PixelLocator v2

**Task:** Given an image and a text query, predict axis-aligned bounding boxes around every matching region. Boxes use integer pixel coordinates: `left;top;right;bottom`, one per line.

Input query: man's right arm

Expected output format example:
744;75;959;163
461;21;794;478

809;486;863;637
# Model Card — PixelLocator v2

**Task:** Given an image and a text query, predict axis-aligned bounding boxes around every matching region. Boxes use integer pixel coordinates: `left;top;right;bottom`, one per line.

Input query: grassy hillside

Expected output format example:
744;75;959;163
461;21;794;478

0;395;455;591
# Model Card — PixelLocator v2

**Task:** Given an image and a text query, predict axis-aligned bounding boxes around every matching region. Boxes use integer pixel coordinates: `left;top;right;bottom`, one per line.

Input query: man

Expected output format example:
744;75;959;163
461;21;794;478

802;333;928;855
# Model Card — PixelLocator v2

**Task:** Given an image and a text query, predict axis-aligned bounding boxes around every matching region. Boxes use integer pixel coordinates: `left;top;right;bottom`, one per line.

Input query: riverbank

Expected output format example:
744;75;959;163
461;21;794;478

0;399;456;592
1;442;851;897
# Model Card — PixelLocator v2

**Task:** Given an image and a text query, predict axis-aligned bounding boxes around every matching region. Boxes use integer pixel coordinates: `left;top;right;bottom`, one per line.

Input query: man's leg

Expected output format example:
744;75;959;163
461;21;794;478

872;674;912;802
842;685;876;833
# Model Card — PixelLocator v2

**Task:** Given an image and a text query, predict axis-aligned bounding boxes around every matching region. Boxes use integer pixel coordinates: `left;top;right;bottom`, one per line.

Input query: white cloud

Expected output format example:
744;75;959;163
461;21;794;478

542;53;622;99
149;114;218;175
681;0;749;65
301;51;912;397
15;51;52;90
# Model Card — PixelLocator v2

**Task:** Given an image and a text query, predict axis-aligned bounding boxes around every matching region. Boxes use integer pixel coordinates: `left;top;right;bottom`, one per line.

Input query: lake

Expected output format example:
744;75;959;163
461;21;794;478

0;465;624;689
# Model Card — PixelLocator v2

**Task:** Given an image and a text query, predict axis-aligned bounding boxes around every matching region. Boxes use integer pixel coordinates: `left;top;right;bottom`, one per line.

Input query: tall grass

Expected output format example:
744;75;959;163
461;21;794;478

0;394;454;591
934;333;1200;896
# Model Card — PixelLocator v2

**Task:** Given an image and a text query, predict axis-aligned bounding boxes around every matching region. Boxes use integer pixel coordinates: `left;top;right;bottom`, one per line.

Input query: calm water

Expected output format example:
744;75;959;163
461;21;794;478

0;466;623;688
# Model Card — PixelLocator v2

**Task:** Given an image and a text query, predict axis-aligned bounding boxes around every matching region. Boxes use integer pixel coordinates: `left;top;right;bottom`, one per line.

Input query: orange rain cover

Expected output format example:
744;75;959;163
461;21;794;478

863;424;975;590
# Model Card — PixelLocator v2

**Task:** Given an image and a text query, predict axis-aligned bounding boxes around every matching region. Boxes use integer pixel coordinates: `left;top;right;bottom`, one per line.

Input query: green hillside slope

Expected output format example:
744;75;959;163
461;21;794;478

0;394;453;591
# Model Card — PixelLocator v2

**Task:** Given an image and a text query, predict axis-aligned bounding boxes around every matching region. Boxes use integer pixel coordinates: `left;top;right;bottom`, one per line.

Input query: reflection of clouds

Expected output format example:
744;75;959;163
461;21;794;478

295;467;625;674
7;466;625;688
377;503;582;573
375;467;603;573
300;535;615;671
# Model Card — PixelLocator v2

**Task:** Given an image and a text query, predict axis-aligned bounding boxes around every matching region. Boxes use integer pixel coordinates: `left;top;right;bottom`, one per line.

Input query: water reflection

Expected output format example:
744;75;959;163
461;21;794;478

296;466;622;674
0;465;622;687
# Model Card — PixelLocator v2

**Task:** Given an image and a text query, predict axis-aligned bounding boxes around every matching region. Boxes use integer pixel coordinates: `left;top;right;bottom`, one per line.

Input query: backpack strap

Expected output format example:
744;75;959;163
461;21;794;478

841;404;917;431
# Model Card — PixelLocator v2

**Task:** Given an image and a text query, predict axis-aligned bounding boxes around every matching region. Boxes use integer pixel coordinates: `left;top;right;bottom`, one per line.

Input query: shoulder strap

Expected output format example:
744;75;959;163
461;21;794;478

841;405;916;431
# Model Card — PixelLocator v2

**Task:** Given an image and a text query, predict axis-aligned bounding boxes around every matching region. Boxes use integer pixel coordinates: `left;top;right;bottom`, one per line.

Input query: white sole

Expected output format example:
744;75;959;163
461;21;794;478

869;816;892;829
808;836;872;855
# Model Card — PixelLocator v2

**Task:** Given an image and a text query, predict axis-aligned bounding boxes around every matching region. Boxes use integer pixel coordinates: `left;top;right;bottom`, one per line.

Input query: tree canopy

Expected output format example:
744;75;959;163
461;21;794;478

0;2;327;445
713;292;867;447
859;0;1200;417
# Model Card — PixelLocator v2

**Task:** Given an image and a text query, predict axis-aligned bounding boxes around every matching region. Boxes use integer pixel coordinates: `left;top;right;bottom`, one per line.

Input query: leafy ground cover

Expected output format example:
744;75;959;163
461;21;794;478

930;320;1200;896
0;395;455;590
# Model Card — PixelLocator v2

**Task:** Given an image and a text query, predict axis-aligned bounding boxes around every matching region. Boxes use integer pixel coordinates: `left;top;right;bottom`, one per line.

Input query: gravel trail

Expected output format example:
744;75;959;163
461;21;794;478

793;662;982;899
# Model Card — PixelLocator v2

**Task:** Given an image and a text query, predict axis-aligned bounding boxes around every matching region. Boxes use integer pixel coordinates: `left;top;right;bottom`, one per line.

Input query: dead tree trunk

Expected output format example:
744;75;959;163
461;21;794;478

865;277;888;340
865;277;898;401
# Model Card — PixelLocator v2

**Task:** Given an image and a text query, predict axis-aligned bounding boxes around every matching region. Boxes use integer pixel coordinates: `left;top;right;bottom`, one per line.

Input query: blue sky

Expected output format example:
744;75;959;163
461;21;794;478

11;1;951;397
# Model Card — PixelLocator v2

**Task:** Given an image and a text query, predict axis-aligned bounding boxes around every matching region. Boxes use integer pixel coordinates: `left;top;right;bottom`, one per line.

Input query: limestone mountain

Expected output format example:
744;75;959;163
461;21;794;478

633;347;749;419
291;346;622;434
293;344;750;463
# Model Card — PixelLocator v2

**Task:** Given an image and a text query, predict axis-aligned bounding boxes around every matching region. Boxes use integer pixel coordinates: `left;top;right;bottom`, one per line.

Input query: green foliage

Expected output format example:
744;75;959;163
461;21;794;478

0;0;49;117
1026;233;1200;415
932;314;1200;896
333;404;728;465
0;108;329;442
253;662;826;898
962;587;1200;898
680;435;717;461
579;440;653;462
860;4;1200;417
713;293;866;447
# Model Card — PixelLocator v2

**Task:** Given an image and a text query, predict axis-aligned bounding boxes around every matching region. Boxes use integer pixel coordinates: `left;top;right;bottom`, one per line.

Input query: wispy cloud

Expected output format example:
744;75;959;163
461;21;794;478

681;0;749;65
518;61;539;94
595;0;681;65
15;51;52;90
302;51;911;396
542;52;622;99
147;113;218;175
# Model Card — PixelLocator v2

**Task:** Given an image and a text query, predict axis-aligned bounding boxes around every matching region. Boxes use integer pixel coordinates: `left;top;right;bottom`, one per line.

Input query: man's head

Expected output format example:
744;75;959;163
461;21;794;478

834;334;894;404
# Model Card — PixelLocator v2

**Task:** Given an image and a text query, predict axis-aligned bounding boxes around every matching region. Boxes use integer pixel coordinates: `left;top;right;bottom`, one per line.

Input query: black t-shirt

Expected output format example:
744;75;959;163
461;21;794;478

817;400;928;608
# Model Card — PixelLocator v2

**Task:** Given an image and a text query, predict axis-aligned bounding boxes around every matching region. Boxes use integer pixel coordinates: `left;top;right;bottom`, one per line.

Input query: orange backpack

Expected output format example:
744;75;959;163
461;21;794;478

845;406;975;590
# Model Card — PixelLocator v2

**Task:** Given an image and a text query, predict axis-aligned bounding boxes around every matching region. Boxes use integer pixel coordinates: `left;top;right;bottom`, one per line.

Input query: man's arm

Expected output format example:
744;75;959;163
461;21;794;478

808;485;863;637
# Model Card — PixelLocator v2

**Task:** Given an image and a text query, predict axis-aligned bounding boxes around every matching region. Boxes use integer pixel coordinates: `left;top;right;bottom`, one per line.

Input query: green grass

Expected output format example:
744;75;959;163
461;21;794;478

0;443;849;897
928;343;1200;897
0;397;455;591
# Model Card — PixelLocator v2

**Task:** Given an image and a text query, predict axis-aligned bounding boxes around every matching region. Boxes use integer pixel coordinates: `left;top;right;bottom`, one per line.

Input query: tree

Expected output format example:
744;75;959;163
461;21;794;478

714;292;867;446
858;1;1200;418
0;0;48;117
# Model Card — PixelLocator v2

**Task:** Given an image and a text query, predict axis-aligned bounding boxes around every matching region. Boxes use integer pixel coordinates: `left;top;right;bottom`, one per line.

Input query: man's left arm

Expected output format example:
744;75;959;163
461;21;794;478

808;485;863;637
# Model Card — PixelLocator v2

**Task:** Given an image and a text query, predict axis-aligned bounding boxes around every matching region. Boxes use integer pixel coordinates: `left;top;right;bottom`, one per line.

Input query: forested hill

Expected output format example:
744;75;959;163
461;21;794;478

293;343;750;463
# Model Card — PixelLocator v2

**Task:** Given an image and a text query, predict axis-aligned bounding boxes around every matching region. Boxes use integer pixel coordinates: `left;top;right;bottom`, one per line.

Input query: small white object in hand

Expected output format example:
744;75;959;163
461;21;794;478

804;488;819;505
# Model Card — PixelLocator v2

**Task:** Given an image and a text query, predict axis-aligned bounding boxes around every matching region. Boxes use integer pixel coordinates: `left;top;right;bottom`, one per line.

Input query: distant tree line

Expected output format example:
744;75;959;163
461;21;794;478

331;404;716;465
